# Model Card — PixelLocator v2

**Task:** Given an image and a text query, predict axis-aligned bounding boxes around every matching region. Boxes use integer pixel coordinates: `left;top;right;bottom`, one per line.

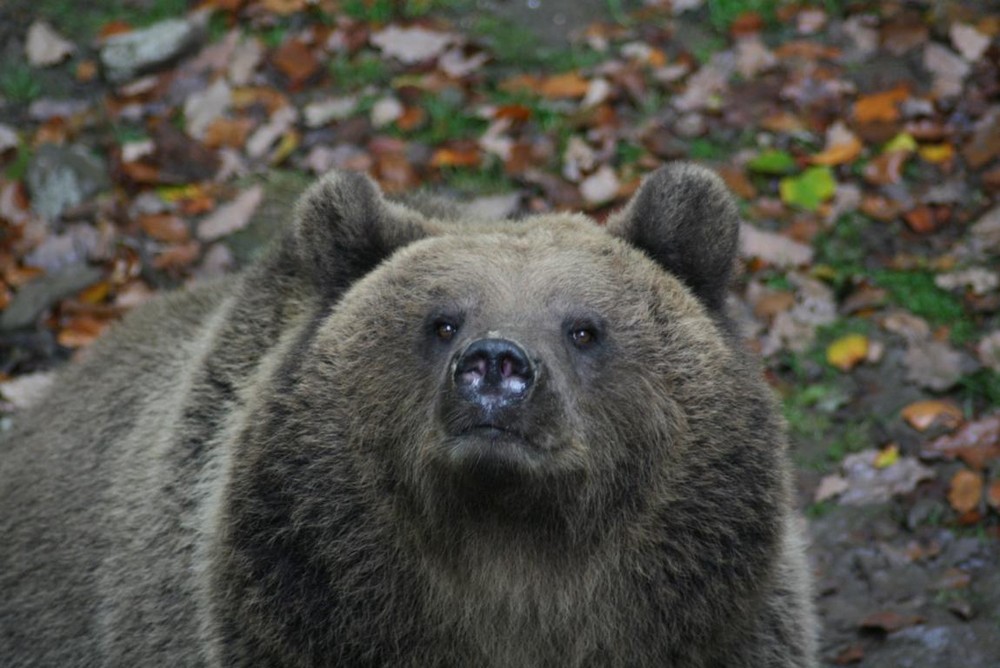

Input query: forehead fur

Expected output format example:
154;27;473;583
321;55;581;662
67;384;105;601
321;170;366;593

346;212;706;325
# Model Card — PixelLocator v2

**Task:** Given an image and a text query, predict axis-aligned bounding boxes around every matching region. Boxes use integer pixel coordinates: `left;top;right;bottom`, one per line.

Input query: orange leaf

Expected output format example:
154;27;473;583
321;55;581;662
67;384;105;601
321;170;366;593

203;117;254;149
853;85;910;124
153;241;201;270
57;315;109;349
810;135;863;166
948;469;983;514
826;334;869;372
139;213;190;243
900;400;963;432
272;39;319;84
495;104;533;123
430;146;481;168
77;281;111;305
539;73;590;99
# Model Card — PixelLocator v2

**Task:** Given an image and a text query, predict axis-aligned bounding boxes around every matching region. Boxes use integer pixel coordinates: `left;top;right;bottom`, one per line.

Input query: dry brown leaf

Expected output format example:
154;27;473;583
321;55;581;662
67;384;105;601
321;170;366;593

203;117;254;149
853;85;909;124
262;0;306;14
539;73;591;99
948;469;983;514
859;610;925;633
272;39;319;85
924;415;1000;470
901;400;963;432
139;214;190;243
987;481;1000;510
197;186;263;241
153;241;201;270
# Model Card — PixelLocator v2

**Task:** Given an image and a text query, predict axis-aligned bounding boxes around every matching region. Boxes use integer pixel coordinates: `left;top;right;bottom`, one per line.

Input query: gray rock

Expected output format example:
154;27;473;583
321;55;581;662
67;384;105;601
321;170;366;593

0;264;103;331
26;144;109;222
99;18;202;83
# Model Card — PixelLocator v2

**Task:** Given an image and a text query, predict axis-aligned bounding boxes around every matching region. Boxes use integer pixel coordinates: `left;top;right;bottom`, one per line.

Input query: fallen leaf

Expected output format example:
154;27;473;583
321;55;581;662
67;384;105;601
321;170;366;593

853;85;909;124
903;340;964;391
950;23;991;62
371;97;404;128
903;205;936;234
901;400;963;432
833;644;864;665
57;314;109;348
935;268;999;295
246;106;297;159
810;122;862;166
977;331;1000;372
579;166;620;205
430;145;481;168
874;444;900;469
197;186;263;241
948;469;983;513
862;150;908;185
271;39;319;85
0;371;56;410
987;481;1000;510
262;0;307;14
918;143;954;164
748;149;797;175
25;20;76;67
860;610;926;633
924;414;1000;470
370;26;455;64
779;166;836;211
740;224;813;267
539;72;591;99
184;79;233;139
139;213;190;243
814;474;849;502
153;241;201;270
924;43;970;98
827;334;869;371
837;450;935;505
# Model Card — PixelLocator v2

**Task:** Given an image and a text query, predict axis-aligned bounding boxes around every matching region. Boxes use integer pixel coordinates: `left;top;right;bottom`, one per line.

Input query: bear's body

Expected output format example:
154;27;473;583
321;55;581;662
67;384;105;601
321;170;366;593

0;165;817;666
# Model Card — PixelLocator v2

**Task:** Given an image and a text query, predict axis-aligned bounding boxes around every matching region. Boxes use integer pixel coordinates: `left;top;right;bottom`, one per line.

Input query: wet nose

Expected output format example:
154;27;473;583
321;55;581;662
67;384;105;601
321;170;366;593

452;338;535;407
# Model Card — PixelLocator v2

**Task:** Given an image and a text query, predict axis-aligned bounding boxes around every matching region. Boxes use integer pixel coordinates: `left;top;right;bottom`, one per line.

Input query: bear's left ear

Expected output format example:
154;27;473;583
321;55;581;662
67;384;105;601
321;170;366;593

290;170;430;294
606;163;740;311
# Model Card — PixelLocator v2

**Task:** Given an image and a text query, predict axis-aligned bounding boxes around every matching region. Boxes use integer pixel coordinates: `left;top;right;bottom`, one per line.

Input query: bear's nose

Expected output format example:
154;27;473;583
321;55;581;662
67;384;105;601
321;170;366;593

453;338;535;408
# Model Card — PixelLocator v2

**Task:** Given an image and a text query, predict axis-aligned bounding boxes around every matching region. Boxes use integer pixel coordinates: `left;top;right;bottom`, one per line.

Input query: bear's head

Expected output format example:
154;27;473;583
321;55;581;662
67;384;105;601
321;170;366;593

239;165;783;577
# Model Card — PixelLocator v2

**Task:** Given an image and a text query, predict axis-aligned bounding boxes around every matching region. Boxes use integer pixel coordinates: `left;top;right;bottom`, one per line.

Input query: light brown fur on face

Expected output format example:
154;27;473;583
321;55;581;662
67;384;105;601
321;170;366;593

0;164;817;667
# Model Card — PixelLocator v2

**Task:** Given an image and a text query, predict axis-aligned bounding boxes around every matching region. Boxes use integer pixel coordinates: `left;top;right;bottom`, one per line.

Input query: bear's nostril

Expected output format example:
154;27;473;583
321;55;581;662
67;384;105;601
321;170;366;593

453;338;535;406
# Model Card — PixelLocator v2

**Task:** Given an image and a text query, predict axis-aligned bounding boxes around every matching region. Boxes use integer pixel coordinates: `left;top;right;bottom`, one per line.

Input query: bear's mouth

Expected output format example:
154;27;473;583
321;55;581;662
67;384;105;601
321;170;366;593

443;424;544;476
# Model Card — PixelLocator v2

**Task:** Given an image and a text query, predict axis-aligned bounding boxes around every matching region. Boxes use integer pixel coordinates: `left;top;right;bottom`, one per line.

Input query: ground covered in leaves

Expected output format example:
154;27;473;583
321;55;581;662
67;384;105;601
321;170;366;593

1;0;998;665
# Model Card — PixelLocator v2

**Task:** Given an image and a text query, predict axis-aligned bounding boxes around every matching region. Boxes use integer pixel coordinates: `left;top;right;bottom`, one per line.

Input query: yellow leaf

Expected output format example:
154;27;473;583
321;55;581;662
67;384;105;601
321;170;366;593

874;444;900;469
918;143;954;163
883;132;917;153
826;333;869;371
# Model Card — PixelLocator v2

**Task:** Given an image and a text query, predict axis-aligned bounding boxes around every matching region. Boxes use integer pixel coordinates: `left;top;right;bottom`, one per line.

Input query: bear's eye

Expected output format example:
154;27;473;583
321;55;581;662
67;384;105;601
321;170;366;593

570;326;598;348
434;321;459;342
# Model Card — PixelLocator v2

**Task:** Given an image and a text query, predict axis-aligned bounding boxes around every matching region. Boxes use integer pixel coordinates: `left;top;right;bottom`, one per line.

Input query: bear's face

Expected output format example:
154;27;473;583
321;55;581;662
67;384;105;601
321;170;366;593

280;165;745;554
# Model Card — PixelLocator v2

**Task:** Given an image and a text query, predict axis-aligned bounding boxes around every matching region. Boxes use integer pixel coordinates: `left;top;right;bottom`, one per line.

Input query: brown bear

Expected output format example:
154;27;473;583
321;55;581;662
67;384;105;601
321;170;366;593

0;163;817;666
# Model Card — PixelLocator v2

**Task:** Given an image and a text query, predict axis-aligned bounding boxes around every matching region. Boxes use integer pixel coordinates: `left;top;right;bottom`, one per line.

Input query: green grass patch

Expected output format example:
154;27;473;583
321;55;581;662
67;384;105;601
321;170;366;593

706;0;778;32
688;137;731;161
402;93;487;144
874;269;975;342
472;15;604;72
328;52;390;92
437;162;514;196
812;214;868;290
34;0;193;41
957;369;1000;407
3;141;31;181
0;64;43;104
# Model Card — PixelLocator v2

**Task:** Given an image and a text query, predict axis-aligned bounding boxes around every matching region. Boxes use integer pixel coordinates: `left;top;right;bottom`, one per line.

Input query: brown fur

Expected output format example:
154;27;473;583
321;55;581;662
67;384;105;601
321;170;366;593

0;164;817;666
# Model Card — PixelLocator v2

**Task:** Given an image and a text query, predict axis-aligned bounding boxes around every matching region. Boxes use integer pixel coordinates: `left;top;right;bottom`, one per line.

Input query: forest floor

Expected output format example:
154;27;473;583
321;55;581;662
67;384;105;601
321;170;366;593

1;1;998;665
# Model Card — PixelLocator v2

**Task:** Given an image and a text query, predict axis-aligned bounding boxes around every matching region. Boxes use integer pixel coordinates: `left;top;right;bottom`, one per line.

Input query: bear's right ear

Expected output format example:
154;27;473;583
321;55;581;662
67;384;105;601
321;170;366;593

290;170;429;294
606;163;740;312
